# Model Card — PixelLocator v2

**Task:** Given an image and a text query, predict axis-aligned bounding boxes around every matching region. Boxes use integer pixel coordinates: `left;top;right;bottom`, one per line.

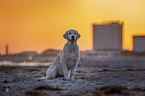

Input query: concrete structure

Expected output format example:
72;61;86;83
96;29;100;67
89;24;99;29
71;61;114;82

133;36;145;52
20;51;37;56
93;21;123;51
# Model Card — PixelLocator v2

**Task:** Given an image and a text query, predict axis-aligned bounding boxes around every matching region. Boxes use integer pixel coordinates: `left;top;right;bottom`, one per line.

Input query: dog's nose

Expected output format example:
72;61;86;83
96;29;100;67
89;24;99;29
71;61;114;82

72;36;74;39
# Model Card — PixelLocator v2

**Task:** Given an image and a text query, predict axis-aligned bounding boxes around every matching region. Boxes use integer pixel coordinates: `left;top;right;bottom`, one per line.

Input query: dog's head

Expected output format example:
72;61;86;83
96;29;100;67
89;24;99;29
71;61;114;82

63;29;81;43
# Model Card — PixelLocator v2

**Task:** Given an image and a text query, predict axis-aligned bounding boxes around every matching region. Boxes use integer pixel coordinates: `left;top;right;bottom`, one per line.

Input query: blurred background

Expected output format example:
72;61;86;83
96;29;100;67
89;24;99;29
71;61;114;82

1;1;145;96
0;0;145;66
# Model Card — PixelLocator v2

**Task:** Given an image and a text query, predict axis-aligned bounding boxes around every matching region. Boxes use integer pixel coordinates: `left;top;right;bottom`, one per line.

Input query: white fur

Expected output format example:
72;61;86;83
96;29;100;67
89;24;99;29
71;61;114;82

46;29;81;80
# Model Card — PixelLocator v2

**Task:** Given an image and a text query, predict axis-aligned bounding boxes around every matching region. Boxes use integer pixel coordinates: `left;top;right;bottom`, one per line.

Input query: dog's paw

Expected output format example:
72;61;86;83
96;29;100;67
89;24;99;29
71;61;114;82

70;78;74;80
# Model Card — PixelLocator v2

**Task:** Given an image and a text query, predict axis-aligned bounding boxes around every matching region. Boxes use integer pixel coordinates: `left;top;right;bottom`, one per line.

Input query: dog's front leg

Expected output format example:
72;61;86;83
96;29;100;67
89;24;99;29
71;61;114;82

61;62;69;80
70;64;77;80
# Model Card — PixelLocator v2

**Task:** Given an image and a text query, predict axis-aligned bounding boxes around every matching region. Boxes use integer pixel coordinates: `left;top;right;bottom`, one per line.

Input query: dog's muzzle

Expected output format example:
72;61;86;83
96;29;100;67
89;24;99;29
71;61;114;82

70;36;75;43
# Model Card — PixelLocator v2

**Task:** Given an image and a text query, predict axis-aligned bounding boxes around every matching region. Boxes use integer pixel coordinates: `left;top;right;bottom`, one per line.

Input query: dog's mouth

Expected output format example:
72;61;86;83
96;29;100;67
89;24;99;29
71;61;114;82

70;39;75;43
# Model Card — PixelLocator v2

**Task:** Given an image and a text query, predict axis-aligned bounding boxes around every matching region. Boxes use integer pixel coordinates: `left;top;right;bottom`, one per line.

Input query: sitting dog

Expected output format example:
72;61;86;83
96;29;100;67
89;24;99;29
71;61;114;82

46;29;81;80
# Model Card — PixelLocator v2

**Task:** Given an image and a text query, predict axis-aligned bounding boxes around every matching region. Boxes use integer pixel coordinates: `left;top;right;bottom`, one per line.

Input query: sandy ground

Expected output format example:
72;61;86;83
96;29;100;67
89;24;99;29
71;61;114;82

0;60;145;96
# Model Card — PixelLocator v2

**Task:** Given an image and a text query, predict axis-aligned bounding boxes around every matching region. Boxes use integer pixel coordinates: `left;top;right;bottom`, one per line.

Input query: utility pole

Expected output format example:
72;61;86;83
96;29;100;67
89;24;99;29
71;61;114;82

6;44;8;55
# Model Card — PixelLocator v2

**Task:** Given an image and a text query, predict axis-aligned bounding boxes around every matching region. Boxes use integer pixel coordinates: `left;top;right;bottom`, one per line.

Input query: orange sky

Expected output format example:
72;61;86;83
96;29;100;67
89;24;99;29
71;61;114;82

0;0;145;55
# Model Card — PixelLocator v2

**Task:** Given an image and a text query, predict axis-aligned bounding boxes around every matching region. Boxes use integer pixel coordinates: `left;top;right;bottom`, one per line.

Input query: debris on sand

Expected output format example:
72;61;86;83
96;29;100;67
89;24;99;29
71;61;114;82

126;69;145;71
0;86;9;92
23;68;40;72
1;80;9;83
25;90;45;96
92;85;145;95
92;85;129;95
76;70;86;73
25;85;64;96
34;85;64;91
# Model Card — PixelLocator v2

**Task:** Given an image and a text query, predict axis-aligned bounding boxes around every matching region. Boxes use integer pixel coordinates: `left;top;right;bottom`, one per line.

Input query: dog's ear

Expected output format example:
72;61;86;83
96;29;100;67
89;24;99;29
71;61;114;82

63;31;68;39
76;32;81;40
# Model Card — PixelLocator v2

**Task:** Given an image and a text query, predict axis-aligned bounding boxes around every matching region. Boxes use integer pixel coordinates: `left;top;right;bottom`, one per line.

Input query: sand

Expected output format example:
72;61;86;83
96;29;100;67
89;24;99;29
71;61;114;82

0;60;145;96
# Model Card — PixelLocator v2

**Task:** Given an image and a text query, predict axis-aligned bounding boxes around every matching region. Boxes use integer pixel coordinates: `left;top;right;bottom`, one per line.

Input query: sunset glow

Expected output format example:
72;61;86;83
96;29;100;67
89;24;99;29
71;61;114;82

0;0;145;54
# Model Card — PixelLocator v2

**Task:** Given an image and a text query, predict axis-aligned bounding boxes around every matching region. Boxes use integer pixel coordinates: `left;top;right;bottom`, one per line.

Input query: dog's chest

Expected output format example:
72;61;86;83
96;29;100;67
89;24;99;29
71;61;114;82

63;44;79;69
65;57;77;70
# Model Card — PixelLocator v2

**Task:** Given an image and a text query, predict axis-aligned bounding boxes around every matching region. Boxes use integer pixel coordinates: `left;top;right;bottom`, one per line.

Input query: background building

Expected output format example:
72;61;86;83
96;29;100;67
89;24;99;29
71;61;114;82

133;36;145;52
93;21;123;51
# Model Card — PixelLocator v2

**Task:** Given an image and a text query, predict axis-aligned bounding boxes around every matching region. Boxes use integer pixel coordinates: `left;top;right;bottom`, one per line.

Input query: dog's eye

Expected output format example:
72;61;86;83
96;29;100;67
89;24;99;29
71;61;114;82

74;33;76;34
69;33;71;35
